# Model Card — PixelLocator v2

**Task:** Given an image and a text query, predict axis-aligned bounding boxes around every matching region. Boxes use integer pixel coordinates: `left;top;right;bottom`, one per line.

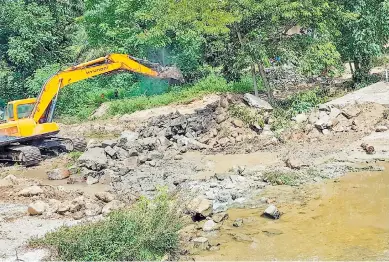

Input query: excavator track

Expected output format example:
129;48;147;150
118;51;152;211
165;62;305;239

8;145;42;166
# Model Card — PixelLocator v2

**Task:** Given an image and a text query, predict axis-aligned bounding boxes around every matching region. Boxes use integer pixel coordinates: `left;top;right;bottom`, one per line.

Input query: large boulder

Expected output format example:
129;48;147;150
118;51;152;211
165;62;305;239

18;186;43;197
95;192;115;203
28;201;47;215
243;93;273;111
118;131;139;145
78;147;108;171
187;196;212;217
102;200;125;215
47;168;70;180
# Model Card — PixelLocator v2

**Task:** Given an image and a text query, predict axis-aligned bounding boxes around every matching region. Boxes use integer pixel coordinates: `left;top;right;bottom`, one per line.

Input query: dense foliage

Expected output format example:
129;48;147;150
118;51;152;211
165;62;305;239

1;0;388;120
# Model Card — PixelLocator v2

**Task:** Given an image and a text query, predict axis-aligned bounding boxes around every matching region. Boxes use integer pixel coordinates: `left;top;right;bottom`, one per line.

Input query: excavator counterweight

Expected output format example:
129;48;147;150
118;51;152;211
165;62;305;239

0;54;183;165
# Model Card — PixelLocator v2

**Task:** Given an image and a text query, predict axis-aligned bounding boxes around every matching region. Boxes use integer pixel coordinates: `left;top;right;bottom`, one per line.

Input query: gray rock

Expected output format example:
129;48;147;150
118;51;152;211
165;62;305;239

215;173;229;181
175;136;208;150
57;202;70;214
123;157;139;170
104;146;116;158
308;110;319;124
87;139;102;149
102;139;117;148
18;186;43;197
376;126;388;132
114;146;130;160
192;237;209;250
315;113;331;130
292;113;308;123
73;211;85;220
98;169;115;184
28;201;47;215
85;202;102;216
318;104;330;111
187;196;212;217
230;232;253;242
342;104;361;119
148;151;164;160
220;96;229;108
232;119;244;128
203;220;218;232
215;114;227;124
329;107;342;119
69;196;85;213
212;212;229;223
95;192;115;203
102;200;125;215
285;157;304;170
148;160;156;167
47;199;60;214
322;129;331;135
119;131;139;145
243;93;273;111
47;168;70;180
264;204;280;219
174;155;183;160
86;176;99;185
78;147;108;171
262;228;284;236
233;218;243;227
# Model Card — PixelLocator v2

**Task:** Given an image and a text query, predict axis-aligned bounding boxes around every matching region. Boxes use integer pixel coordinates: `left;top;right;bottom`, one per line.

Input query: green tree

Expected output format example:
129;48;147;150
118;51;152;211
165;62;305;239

0;0;83;101
334;0;389;82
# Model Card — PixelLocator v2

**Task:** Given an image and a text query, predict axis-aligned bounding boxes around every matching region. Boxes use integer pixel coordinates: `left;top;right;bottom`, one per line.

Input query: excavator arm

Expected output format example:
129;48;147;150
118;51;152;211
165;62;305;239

31;54;182;123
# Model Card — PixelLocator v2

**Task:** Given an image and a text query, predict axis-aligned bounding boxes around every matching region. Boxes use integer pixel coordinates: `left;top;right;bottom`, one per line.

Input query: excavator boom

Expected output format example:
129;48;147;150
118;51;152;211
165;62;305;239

32;53;182;123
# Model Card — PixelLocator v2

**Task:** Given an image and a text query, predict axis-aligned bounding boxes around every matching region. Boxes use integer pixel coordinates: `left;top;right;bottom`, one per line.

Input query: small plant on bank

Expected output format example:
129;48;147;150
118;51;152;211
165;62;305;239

263;170;301;186
229;104;264;128
30;189;183;261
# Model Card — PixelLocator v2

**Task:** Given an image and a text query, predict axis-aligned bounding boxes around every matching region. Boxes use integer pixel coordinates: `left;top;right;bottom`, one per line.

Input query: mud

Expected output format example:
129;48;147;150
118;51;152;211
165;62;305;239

195;165;389;261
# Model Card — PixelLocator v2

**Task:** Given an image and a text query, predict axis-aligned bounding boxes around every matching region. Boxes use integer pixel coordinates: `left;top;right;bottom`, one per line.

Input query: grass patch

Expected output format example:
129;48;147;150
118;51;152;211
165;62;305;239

30;190;183;261
263;171;301;186
109;74;254;116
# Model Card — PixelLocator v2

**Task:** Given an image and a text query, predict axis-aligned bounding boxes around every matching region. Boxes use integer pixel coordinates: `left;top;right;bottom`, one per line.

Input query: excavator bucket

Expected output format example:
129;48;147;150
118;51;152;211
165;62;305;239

158;66;184;83
128;56;184;83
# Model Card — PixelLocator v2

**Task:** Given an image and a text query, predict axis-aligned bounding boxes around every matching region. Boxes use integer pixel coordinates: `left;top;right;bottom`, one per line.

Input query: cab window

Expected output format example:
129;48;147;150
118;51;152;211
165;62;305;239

7;104;14;120
17;103;34;119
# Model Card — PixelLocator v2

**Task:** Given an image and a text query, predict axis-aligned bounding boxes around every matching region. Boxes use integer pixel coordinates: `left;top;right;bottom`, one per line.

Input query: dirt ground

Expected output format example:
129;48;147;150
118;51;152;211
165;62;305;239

1;89;389;260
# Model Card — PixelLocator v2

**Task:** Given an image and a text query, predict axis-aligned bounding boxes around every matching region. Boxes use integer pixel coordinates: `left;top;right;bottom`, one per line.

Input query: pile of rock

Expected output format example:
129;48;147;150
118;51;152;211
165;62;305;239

265;65;309;89
22;187;124;219
293;103;387;136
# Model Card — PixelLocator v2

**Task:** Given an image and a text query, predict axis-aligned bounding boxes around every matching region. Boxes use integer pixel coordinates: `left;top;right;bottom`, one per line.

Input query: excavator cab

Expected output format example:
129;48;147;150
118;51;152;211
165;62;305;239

4;98;36;122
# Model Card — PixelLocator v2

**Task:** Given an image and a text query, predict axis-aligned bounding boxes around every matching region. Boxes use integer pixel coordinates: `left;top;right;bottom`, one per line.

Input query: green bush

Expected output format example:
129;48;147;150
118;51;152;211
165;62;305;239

30;190;182;261
289;88;327;114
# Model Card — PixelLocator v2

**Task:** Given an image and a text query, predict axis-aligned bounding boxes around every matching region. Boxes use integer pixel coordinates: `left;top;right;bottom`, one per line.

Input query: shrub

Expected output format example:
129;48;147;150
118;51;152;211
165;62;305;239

229;104;264;128
30;190;183;261
263;171;301;186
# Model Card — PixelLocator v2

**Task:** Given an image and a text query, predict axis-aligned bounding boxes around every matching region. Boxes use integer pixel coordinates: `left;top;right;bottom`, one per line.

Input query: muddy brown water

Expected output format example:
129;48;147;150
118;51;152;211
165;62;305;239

196;165;389;261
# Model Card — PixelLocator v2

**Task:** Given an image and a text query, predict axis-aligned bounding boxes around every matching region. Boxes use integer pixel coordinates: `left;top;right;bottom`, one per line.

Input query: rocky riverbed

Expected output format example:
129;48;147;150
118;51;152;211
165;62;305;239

1;91;389;260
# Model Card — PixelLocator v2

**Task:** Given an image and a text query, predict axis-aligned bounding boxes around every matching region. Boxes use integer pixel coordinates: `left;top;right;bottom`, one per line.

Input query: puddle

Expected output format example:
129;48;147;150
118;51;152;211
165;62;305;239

196;164;389;260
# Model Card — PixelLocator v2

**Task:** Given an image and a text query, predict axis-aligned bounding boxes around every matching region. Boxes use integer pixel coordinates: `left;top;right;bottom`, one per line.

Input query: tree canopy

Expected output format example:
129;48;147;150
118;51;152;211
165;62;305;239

0;0;388;117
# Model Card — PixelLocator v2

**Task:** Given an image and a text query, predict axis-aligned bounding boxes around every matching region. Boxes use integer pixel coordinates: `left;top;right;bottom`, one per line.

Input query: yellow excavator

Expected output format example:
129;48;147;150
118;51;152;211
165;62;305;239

0;54;183;166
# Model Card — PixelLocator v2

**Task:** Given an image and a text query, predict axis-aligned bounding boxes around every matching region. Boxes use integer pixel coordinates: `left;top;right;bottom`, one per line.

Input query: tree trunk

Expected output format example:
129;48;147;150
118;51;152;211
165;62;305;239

251;65;258;96
349;62;354;78
257;62;273;101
